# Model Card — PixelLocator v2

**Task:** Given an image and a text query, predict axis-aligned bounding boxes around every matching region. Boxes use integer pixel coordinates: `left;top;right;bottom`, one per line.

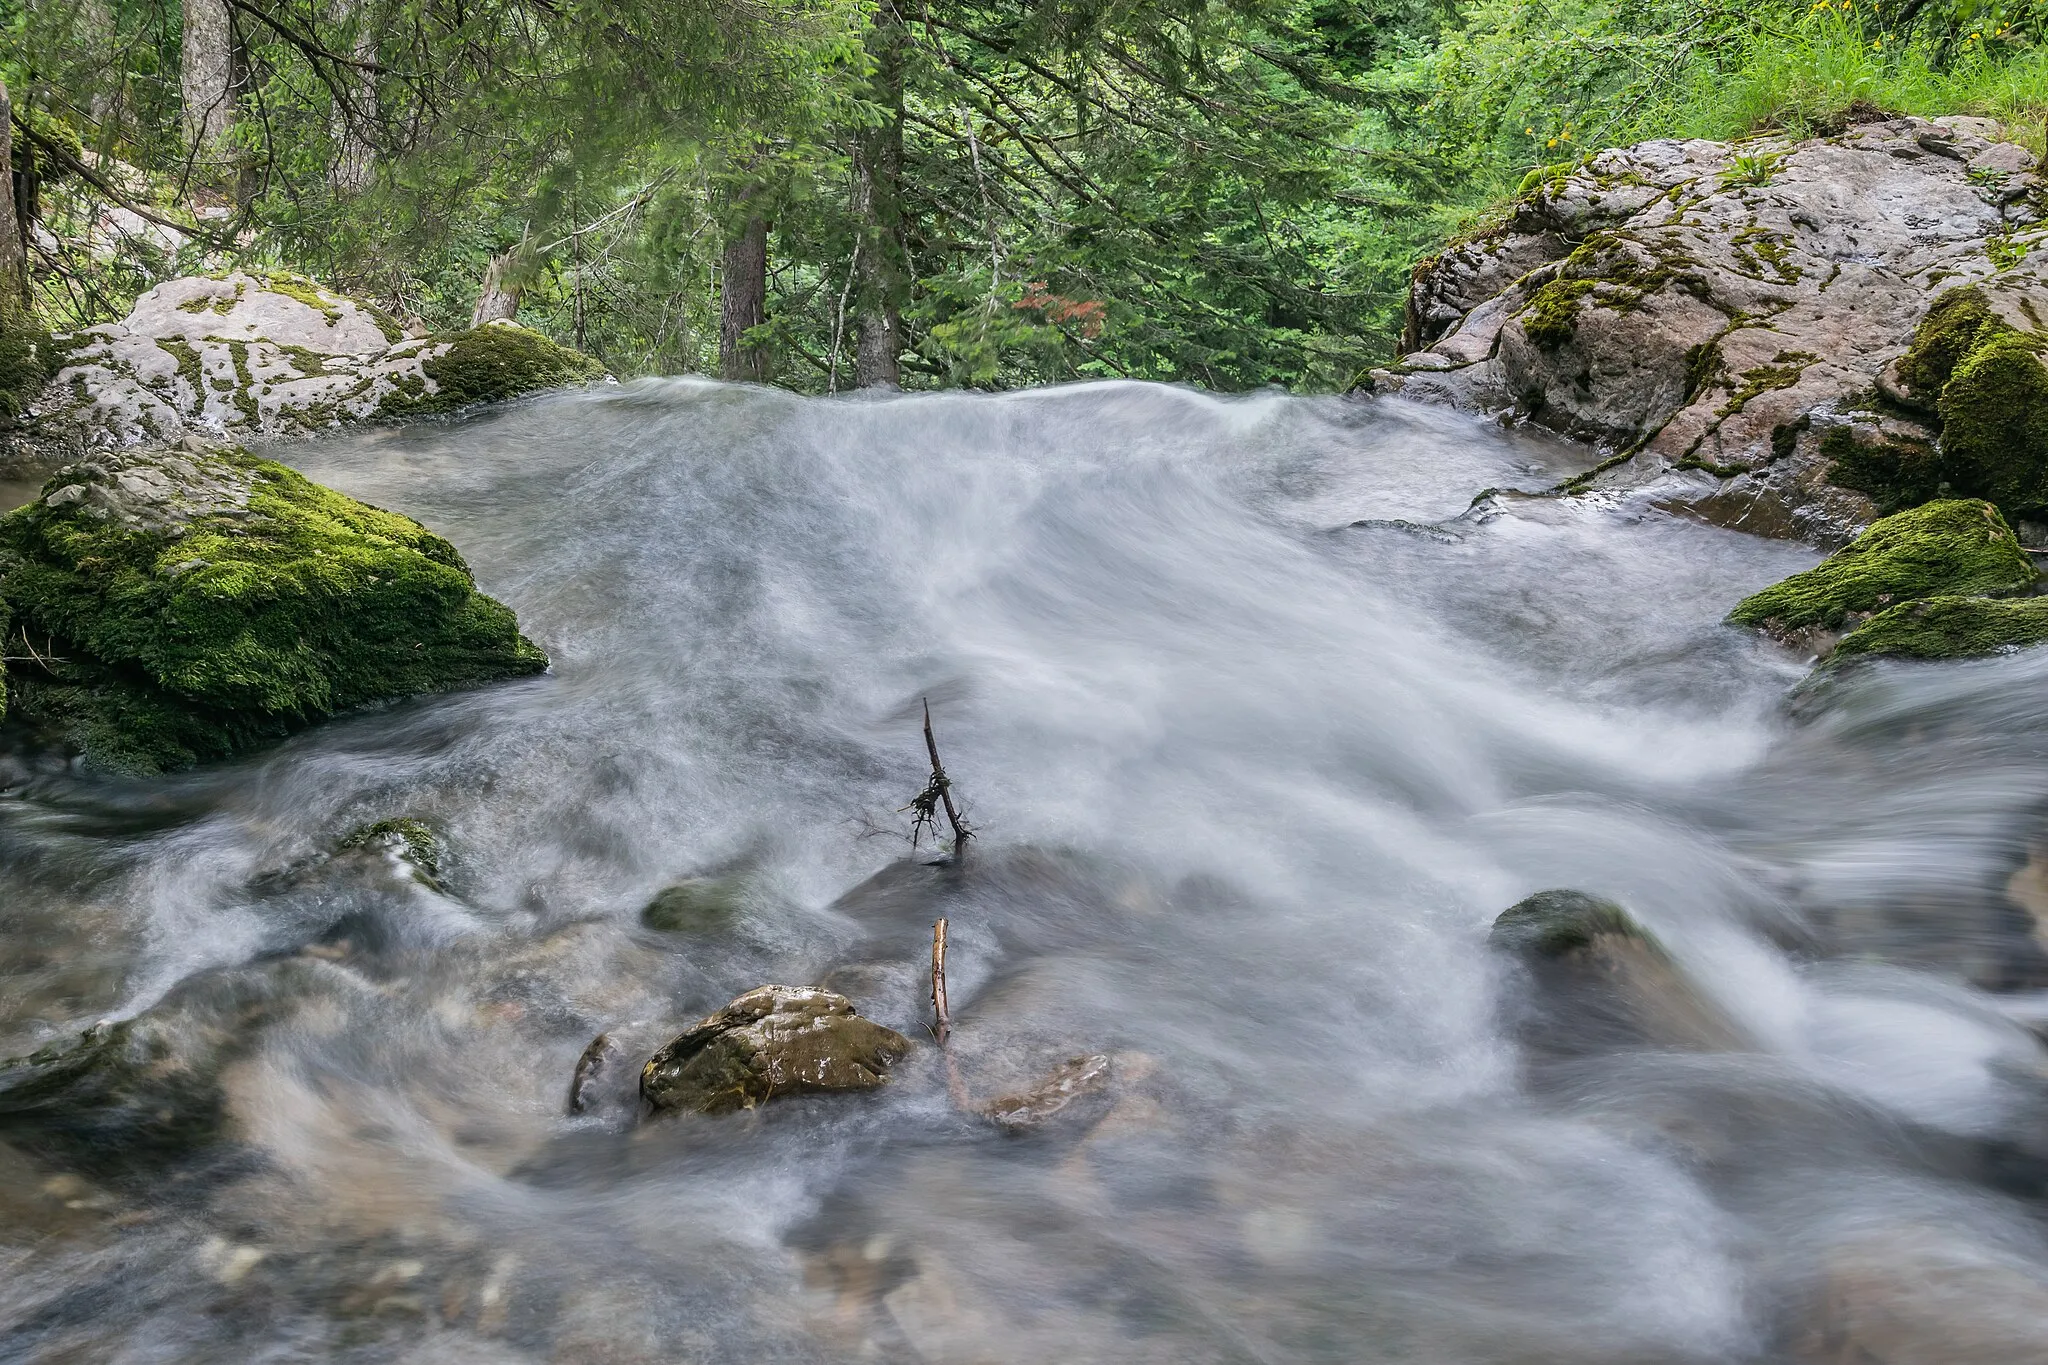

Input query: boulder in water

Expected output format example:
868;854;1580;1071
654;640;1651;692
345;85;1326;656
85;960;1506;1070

1831;593;2048;663
1490;889;1748;1058
0;443;547;772
19;272;605;460
639;985;911;1116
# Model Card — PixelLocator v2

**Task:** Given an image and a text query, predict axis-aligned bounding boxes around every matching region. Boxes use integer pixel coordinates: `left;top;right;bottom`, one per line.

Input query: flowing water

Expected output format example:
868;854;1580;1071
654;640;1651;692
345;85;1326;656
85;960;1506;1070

5;380;2048;1362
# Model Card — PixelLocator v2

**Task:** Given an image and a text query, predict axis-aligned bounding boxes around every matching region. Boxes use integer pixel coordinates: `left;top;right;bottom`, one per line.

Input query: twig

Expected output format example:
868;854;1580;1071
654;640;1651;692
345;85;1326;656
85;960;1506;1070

930;917;952;1046
921;698;971;854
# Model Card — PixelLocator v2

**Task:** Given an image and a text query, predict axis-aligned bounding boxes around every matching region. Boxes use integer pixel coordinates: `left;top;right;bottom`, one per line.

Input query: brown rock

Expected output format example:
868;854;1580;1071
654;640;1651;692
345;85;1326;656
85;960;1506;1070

639;985;911;1116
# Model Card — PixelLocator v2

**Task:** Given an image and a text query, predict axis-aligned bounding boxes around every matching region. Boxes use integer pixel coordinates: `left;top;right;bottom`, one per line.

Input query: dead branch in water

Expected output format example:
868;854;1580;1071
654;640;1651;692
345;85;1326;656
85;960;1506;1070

903;698;972;859
930;917;953;1047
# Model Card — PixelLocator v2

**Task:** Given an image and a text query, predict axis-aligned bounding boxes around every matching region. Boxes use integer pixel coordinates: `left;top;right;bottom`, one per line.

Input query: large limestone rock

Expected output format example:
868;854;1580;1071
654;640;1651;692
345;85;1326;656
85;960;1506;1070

0;443;547;772
640;985;912;1116
23;272;605;460
1382;116;2048;546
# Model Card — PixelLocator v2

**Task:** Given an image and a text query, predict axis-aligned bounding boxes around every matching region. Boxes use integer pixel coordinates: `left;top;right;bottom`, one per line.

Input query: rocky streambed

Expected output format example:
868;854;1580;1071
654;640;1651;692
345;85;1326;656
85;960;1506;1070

8;116;2048;1364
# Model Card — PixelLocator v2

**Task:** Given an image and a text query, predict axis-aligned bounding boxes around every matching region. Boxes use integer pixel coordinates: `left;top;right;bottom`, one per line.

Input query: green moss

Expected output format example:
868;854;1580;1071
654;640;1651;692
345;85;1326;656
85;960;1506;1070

338;817;444;880
155;337;202;396
1520;278;1601;348
259;272;346;324
379;323;606;417
0;304;58;426
1819;424;1941;512
1718;352;1816;416
1490;889;1649;957
1832;594;2048;662
1936;330;2048;516
0;447;548;773
1897;286;2002;399
1729;498;2035;634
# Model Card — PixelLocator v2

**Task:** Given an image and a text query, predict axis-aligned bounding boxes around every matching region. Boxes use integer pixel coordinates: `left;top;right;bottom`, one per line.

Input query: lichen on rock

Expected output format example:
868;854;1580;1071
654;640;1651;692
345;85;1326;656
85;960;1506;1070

1728;498;2035;639
640;985;912;1116
20;273;608;459
0;444;548;772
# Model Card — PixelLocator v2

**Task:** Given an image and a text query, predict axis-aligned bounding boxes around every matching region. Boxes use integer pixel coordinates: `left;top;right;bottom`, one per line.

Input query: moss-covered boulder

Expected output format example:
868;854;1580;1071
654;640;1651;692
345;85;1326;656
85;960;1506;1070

395;321;608;415
1729;499;2035;640
1831;594;2048;663
640;985;912;1116
1490;889;1747;1059
0;445;547;772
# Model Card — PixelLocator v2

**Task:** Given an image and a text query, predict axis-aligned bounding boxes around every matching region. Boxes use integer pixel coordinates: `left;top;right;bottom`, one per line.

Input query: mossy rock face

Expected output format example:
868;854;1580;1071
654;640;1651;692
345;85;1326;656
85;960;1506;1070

1937;331;2048;516
640;985;912;1116
0;445;548;773
1832;595;2048;662
1897;286;2004;400
641;878;742;933
382;322;608;418
1728;499;2035;637
0;303;57;428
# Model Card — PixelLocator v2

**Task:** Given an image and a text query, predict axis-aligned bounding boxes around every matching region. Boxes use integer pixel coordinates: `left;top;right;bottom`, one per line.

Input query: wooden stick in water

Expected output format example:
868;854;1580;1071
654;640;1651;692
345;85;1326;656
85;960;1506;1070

931;917;952;1047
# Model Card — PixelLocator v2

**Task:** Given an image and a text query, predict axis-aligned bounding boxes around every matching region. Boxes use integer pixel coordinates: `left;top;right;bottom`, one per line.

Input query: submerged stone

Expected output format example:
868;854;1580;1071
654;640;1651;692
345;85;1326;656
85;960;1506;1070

337;817;446;884
640;985;911;1116
1728;499;2035;642
1832;594;2048;663
640;877;742;933
1490;890;1748;1058
0;444;547;772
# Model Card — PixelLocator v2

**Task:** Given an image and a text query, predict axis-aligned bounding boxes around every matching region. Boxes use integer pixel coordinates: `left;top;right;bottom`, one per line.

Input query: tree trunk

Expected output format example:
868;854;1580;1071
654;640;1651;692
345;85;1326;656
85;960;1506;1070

719;209;770;383
0;80;24;305
328;0;377;194
850;1;907;389
182;0;234;156
471;249;522;326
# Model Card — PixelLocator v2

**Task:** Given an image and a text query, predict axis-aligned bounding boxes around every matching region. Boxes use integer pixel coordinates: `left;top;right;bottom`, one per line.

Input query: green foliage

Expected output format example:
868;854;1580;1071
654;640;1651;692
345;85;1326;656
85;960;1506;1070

1832;593;2048;660
0;448;547;772
1728;498;2037;633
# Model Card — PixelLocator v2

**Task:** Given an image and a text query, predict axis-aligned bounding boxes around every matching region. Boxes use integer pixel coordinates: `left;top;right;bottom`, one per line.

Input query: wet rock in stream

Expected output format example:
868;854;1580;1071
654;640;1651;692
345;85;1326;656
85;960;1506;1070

1490;889;1751;1060
639;985;911;1116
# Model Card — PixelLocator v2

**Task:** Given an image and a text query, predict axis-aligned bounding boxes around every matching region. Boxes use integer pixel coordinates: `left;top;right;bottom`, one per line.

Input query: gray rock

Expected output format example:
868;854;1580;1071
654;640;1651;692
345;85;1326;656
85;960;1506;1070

1395;116;2048;546
22;272;605;460
639;985;912;1116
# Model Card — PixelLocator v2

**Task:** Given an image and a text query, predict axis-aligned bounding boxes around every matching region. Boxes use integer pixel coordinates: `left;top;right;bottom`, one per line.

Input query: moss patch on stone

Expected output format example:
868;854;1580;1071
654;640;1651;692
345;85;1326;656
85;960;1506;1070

1728;498;2035;634
1832;594;2048;662
1937;330;2048;516
338;817;445;880
0;304;58;427
1819;424;1942;513
380;324;606;418
642;878;742;933
0;447;548;773
1897;286;2003;398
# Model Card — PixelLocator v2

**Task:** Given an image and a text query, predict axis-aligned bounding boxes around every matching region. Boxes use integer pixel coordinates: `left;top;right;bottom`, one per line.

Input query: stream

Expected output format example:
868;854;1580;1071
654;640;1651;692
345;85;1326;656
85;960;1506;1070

6;379;2048;1362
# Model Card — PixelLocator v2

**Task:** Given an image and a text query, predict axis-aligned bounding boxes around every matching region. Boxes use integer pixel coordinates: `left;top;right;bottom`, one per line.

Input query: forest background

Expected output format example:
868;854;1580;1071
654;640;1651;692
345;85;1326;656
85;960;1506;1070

4;0;2048;397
